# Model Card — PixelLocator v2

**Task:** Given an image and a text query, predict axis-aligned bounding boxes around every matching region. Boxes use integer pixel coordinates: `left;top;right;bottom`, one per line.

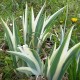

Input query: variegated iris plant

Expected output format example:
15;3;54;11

6;26;80;80
0;3;80;80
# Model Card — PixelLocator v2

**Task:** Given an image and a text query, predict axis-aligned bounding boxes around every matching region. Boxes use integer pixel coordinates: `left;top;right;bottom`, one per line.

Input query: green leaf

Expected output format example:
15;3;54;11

31;7;35;33
60;26;64;45
31;50;42;68
1;18;13;50
34;15;45;48
13;18;20;50
23;3;28;44
44;6;66;30
33;3;45;48
17;67;38;76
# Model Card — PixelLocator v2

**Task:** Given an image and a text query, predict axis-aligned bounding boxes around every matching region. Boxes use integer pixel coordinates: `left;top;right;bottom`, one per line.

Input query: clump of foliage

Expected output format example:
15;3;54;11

0;2;80;80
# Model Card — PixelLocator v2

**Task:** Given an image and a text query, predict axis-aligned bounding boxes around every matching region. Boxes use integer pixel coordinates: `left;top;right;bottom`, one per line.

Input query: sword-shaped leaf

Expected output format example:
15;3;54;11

48;26;74;80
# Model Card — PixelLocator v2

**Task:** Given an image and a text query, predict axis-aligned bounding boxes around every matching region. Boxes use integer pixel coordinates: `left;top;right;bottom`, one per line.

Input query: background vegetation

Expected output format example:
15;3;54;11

0;0;80;80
